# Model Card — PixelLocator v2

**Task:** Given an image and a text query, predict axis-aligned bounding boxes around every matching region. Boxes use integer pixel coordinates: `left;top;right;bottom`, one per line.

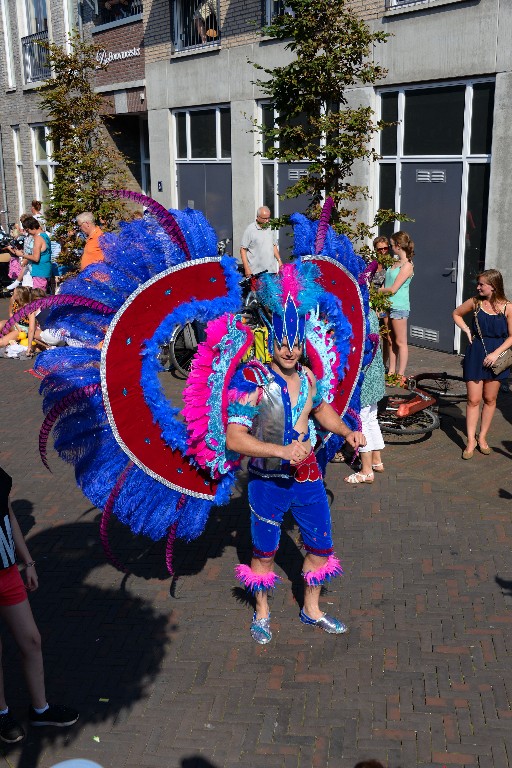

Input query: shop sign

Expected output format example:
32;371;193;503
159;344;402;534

96;47;142;66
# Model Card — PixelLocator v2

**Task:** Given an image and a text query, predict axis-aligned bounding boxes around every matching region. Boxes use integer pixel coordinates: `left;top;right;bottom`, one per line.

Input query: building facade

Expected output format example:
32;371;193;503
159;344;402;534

1;0;511;353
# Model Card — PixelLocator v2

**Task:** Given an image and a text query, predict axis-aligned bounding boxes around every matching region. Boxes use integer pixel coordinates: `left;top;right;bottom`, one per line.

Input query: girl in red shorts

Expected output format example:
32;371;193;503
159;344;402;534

0;466;79;743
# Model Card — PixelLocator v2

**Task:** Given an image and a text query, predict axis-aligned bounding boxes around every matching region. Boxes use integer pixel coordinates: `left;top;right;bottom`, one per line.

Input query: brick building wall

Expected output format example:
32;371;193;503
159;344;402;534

144;0;173;64
94;22;145;87
350;0;384;20
0;0;70;222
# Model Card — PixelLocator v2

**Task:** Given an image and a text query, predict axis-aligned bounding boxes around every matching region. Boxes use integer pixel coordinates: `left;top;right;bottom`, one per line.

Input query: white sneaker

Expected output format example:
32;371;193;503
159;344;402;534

5;280;20;291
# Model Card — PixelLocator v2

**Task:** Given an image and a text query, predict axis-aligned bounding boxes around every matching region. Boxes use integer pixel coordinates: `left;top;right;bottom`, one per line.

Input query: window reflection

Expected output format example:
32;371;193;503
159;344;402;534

404;87;465;155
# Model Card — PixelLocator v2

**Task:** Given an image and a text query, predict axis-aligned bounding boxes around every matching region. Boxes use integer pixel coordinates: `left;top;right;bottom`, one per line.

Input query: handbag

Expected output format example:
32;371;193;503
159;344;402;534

473;306;512;375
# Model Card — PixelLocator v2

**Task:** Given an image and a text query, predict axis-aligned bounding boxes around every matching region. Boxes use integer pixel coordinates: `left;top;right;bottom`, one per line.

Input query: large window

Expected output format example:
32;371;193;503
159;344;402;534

0;0;16;88
378;81;494;229
31;125;55;203
141;118;151;196
21;0;50;83
173;0;220;52
175;106;230;160
12;127;25;217
378;79;495;351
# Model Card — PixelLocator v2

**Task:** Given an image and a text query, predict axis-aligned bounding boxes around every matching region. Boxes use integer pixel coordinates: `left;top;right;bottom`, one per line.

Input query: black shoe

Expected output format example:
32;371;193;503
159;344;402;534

0;711;25;743
29;703;79;727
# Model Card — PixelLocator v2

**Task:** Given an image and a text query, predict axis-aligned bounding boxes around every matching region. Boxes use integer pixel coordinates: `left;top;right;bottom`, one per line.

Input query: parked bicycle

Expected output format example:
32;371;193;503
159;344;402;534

160;269;269;377
378;374;440;437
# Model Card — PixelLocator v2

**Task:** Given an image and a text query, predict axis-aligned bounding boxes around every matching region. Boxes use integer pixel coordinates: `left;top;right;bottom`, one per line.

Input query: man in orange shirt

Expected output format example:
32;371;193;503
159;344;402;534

77;212;105;271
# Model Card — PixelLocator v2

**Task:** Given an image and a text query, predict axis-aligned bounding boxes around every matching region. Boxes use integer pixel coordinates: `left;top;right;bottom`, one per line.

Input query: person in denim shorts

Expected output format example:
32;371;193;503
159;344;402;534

379;231;414;384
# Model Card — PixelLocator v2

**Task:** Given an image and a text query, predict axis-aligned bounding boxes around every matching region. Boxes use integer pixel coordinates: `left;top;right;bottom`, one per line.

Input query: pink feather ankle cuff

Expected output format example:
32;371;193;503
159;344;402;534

235;564;280;593
302;555;343;587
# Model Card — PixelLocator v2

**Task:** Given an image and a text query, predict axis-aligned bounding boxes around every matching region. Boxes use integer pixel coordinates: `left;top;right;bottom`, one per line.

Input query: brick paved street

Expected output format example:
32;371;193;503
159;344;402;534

1;299;512;768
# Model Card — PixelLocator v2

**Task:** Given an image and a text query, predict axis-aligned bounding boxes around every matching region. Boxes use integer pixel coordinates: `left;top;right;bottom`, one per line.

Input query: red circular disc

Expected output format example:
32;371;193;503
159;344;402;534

101;258;230;500
307;255;365;417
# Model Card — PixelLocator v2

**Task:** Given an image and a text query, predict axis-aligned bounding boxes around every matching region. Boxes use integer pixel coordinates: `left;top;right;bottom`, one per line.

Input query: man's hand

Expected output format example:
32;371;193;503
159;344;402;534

281;439;310;465
344;430;366;450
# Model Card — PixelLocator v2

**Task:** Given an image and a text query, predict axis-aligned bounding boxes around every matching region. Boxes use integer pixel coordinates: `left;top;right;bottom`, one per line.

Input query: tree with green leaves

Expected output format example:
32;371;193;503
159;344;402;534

38;31;130;269
254;0;404;258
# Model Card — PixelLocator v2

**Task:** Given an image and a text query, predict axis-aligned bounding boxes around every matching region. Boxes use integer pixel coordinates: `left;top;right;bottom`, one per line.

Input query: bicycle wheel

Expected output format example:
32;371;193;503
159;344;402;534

378;399;440;435
413;372;466;400
169;323;198;377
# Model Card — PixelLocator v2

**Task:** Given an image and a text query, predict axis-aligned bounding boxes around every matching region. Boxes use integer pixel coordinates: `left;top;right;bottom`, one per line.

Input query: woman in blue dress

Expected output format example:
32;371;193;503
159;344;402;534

453;269;512;459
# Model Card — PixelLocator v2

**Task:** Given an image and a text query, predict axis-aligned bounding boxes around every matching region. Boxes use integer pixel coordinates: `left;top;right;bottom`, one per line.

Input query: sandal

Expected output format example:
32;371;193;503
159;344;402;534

330;452;345;463
344;471;374;484
372;463;384;472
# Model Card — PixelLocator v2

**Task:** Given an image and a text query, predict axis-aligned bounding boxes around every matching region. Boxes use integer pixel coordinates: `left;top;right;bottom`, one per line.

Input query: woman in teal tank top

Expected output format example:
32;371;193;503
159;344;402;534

379;231;414;383
19;216;52;291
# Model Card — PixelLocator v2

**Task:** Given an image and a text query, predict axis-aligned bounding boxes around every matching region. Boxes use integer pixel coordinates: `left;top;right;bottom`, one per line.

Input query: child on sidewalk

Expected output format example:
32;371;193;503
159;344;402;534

0;465;79;743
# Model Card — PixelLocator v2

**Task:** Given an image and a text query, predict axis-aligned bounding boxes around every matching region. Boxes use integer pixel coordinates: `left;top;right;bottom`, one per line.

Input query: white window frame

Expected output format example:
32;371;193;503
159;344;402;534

257;101;319;219
140;116;151;196
0;0;16;88
12;127;25;217
376;77;495;351
173;105;231;163
264;1;293;25
30;123;56;201
386;0;466;9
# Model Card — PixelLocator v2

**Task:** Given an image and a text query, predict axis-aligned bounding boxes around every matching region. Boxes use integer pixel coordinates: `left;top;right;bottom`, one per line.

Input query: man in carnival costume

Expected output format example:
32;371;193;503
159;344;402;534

225;263;366;644
2;192;371;647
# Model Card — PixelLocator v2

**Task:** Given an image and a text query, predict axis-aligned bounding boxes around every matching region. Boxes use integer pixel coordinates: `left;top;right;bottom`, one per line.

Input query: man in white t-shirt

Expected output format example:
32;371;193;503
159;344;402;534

240;207;281;277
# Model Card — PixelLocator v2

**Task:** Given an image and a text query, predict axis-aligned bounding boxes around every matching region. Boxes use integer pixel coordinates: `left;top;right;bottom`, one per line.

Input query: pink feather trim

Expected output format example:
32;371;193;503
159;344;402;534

182;315;253;476
39;384;102;471
99;462;133;573
234;564;281;592
302;555;343;586
279;263;303;304
1;295;115;338
315;196;335;255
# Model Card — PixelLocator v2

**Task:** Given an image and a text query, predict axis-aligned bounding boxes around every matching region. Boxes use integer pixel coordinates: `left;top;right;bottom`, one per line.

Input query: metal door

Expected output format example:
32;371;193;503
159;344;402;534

400;162;463;352
177;163;232;245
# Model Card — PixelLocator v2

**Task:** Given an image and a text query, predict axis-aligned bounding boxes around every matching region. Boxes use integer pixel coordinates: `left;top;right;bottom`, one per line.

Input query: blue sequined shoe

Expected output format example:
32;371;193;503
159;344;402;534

299;609;348;634
250;612;272;644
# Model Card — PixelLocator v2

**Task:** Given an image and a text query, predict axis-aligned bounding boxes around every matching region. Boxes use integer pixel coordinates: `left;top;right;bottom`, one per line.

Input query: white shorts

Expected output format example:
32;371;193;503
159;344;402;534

359;403;385;453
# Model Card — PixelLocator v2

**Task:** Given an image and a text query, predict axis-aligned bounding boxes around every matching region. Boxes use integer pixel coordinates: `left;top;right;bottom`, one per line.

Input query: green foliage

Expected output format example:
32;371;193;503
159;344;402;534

369;283;391;316
38;31;130;268
254;0;407;246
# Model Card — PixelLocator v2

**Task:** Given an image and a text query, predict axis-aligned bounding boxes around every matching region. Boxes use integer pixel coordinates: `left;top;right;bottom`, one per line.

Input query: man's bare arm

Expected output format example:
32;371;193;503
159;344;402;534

313;401;366;449
240;247;251;276
226;423;309;464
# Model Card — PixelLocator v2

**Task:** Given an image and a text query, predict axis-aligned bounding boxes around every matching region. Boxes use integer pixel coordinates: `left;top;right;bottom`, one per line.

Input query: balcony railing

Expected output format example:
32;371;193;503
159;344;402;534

173;0;220;52
95;0;143;26
21;30;51;84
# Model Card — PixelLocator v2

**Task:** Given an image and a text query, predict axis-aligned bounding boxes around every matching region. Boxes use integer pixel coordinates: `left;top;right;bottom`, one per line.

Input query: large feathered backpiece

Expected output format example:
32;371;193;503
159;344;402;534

1;194;370;571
